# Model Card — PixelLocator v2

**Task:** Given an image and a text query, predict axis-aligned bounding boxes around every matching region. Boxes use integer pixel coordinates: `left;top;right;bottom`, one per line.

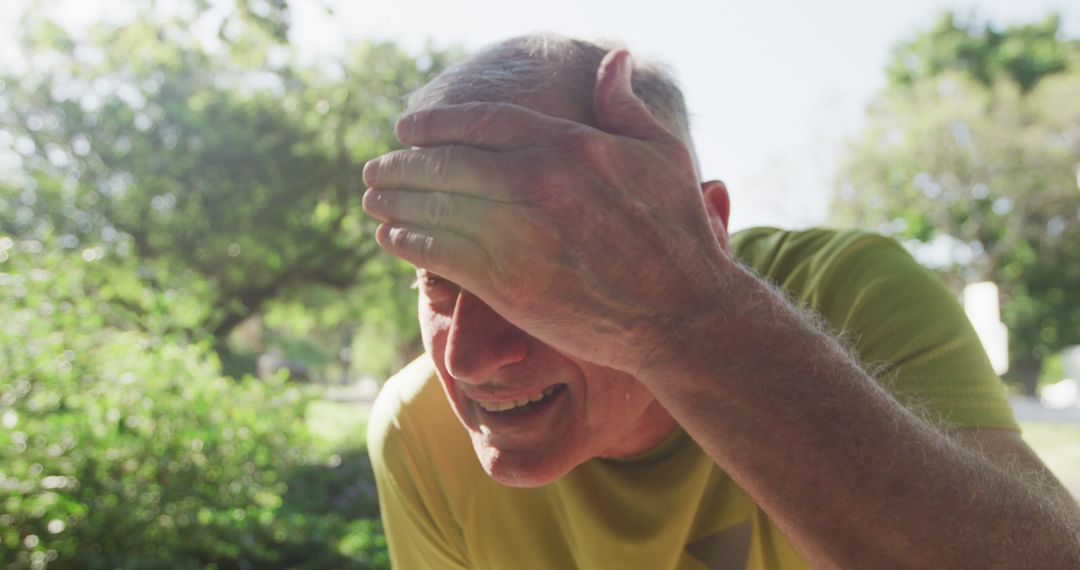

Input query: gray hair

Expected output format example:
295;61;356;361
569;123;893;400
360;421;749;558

406;34;695;157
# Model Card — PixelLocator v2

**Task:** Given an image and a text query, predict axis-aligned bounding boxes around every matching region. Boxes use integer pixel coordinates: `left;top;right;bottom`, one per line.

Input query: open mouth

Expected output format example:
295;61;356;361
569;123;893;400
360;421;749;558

473;384;566;416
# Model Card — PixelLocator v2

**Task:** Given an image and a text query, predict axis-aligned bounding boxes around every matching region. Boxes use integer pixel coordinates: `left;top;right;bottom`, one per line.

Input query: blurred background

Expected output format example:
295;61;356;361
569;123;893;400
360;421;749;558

1;0;1078;567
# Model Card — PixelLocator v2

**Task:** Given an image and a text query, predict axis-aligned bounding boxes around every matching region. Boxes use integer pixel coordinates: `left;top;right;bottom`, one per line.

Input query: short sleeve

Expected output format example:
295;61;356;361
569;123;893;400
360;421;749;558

813;233;1018;430
731;228;1018;430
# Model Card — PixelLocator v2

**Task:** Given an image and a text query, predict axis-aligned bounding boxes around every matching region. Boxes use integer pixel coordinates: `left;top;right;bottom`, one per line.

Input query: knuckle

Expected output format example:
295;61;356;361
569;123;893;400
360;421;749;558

423;192;451;227
373;189;396;216
464;103;498;141
560;127;609;161
387;225;407;249
466;102;516;145
429;145;456;185
381;150;408;179
561;128;618;178
484;102;515;122
419;234;441;265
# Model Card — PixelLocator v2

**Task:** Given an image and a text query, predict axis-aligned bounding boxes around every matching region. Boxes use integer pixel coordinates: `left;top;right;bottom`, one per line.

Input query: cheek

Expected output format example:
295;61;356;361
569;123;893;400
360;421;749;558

418;300;453;358
419;302;474;426
577;364;644;419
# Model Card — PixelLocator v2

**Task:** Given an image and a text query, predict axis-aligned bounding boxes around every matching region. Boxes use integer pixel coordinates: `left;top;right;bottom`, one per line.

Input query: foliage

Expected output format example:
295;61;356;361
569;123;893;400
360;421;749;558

256;251;423;383
833;12;1080;393
0;1;454;349
0;236;386;568
887;12;1070;93
1038;352;1067;389
0;2;454;565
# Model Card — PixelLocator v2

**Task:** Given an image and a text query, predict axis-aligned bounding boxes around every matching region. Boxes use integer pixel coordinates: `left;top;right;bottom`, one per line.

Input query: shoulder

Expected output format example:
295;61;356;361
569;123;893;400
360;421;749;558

731;226;903;273
367;355;437;454
730;226;913;306
367;356;478;567
732;227;1017;429
368;355;466;462
730;225;959;348
367;355;479;496
369;354;440;433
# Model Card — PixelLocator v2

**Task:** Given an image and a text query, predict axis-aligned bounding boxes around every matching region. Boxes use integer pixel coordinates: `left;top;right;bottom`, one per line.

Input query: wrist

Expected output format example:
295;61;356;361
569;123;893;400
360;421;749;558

629;260;833;396
625;258;749;387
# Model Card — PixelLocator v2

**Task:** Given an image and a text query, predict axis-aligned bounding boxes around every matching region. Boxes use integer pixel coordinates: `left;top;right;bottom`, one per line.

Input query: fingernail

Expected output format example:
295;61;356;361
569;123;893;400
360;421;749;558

622;53;634;90
361;187;376;212
362;159;378;185
396;114;415;143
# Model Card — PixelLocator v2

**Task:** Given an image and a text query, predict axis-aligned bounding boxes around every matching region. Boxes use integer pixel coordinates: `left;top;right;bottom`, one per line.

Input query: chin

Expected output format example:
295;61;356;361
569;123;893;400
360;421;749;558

471;436;580;488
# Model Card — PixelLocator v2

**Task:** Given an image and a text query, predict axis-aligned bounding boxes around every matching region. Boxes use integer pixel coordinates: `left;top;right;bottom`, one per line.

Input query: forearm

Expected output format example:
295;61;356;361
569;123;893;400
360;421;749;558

641;262;1080;569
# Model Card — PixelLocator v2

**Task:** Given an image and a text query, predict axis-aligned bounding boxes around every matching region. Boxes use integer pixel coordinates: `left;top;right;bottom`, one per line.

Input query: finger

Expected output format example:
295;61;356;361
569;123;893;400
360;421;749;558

593;50;679;144
375;223;489;291
363;188;495;235
396;102;577;151
363;145;515;202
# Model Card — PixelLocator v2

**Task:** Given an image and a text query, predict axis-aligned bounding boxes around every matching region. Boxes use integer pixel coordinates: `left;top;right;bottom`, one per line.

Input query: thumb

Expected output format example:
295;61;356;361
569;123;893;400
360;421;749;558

593;50;673;142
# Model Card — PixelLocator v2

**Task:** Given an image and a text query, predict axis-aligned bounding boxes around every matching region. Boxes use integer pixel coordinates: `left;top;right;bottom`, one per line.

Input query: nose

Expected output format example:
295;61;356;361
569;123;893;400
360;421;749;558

444;291;528;383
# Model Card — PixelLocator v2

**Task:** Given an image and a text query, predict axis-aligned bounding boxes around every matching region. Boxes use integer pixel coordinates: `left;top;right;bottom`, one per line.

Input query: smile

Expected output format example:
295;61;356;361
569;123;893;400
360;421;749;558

473;384;564;413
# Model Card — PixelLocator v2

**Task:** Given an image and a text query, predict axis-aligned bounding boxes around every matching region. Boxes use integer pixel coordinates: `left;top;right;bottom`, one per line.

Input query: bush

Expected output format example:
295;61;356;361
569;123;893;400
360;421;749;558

0;237;386;569
1038;351;1066;389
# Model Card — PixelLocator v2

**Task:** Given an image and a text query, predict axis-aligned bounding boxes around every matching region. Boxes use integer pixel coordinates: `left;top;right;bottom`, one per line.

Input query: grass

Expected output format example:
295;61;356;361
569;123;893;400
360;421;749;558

1020;421;1080;498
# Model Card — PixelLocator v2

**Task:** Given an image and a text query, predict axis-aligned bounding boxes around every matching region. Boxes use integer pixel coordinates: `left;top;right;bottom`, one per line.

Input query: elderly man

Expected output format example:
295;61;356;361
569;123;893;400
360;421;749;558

362;35;1080;569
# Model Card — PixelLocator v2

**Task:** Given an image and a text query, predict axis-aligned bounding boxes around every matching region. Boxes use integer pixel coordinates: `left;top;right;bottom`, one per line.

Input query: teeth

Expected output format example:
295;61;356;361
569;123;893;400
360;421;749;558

476;385;559;413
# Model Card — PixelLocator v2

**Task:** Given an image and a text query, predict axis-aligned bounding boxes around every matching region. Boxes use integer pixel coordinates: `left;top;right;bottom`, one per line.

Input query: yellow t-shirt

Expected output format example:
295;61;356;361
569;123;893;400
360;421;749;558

367;228;1018;569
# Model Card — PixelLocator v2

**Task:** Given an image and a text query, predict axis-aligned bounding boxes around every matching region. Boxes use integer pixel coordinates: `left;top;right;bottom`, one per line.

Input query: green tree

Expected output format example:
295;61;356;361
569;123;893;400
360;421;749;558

0;1;454;350
834;12;1080;394
887;12;1069;93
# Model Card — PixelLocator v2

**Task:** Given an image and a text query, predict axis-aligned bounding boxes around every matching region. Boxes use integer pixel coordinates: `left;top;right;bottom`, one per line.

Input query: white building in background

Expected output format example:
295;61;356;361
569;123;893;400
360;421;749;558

1042;346;1080;410
963;282;1009;376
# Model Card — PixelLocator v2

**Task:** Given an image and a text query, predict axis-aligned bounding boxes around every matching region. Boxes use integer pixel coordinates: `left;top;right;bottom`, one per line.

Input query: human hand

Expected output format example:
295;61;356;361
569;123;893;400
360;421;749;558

362;50;732;376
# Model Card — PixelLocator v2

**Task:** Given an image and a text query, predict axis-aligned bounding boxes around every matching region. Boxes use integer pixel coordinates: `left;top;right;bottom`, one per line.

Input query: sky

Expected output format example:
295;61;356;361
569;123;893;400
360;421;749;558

3;0;1078;231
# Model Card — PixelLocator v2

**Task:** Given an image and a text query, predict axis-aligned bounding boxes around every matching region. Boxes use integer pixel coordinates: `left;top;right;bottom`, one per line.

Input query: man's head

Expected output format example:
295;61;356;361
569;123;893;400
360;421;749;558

406;34;723;487
407;34;700;174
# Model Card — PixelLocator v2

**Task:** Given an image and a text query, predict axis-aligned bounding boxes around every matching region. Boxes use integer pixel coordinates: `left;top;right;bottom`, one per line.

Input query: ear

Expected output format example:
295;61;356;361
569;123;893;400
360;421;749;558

701;180;731;253
701;179;730;235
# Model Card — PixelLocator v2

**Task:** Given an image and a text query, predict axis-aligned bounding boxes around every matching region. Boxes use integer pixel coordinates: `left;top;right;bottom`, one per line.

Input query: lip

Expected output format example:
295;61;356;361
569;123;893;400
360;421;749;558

466;384;569;444
463;383;564;404
468;384;561;412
